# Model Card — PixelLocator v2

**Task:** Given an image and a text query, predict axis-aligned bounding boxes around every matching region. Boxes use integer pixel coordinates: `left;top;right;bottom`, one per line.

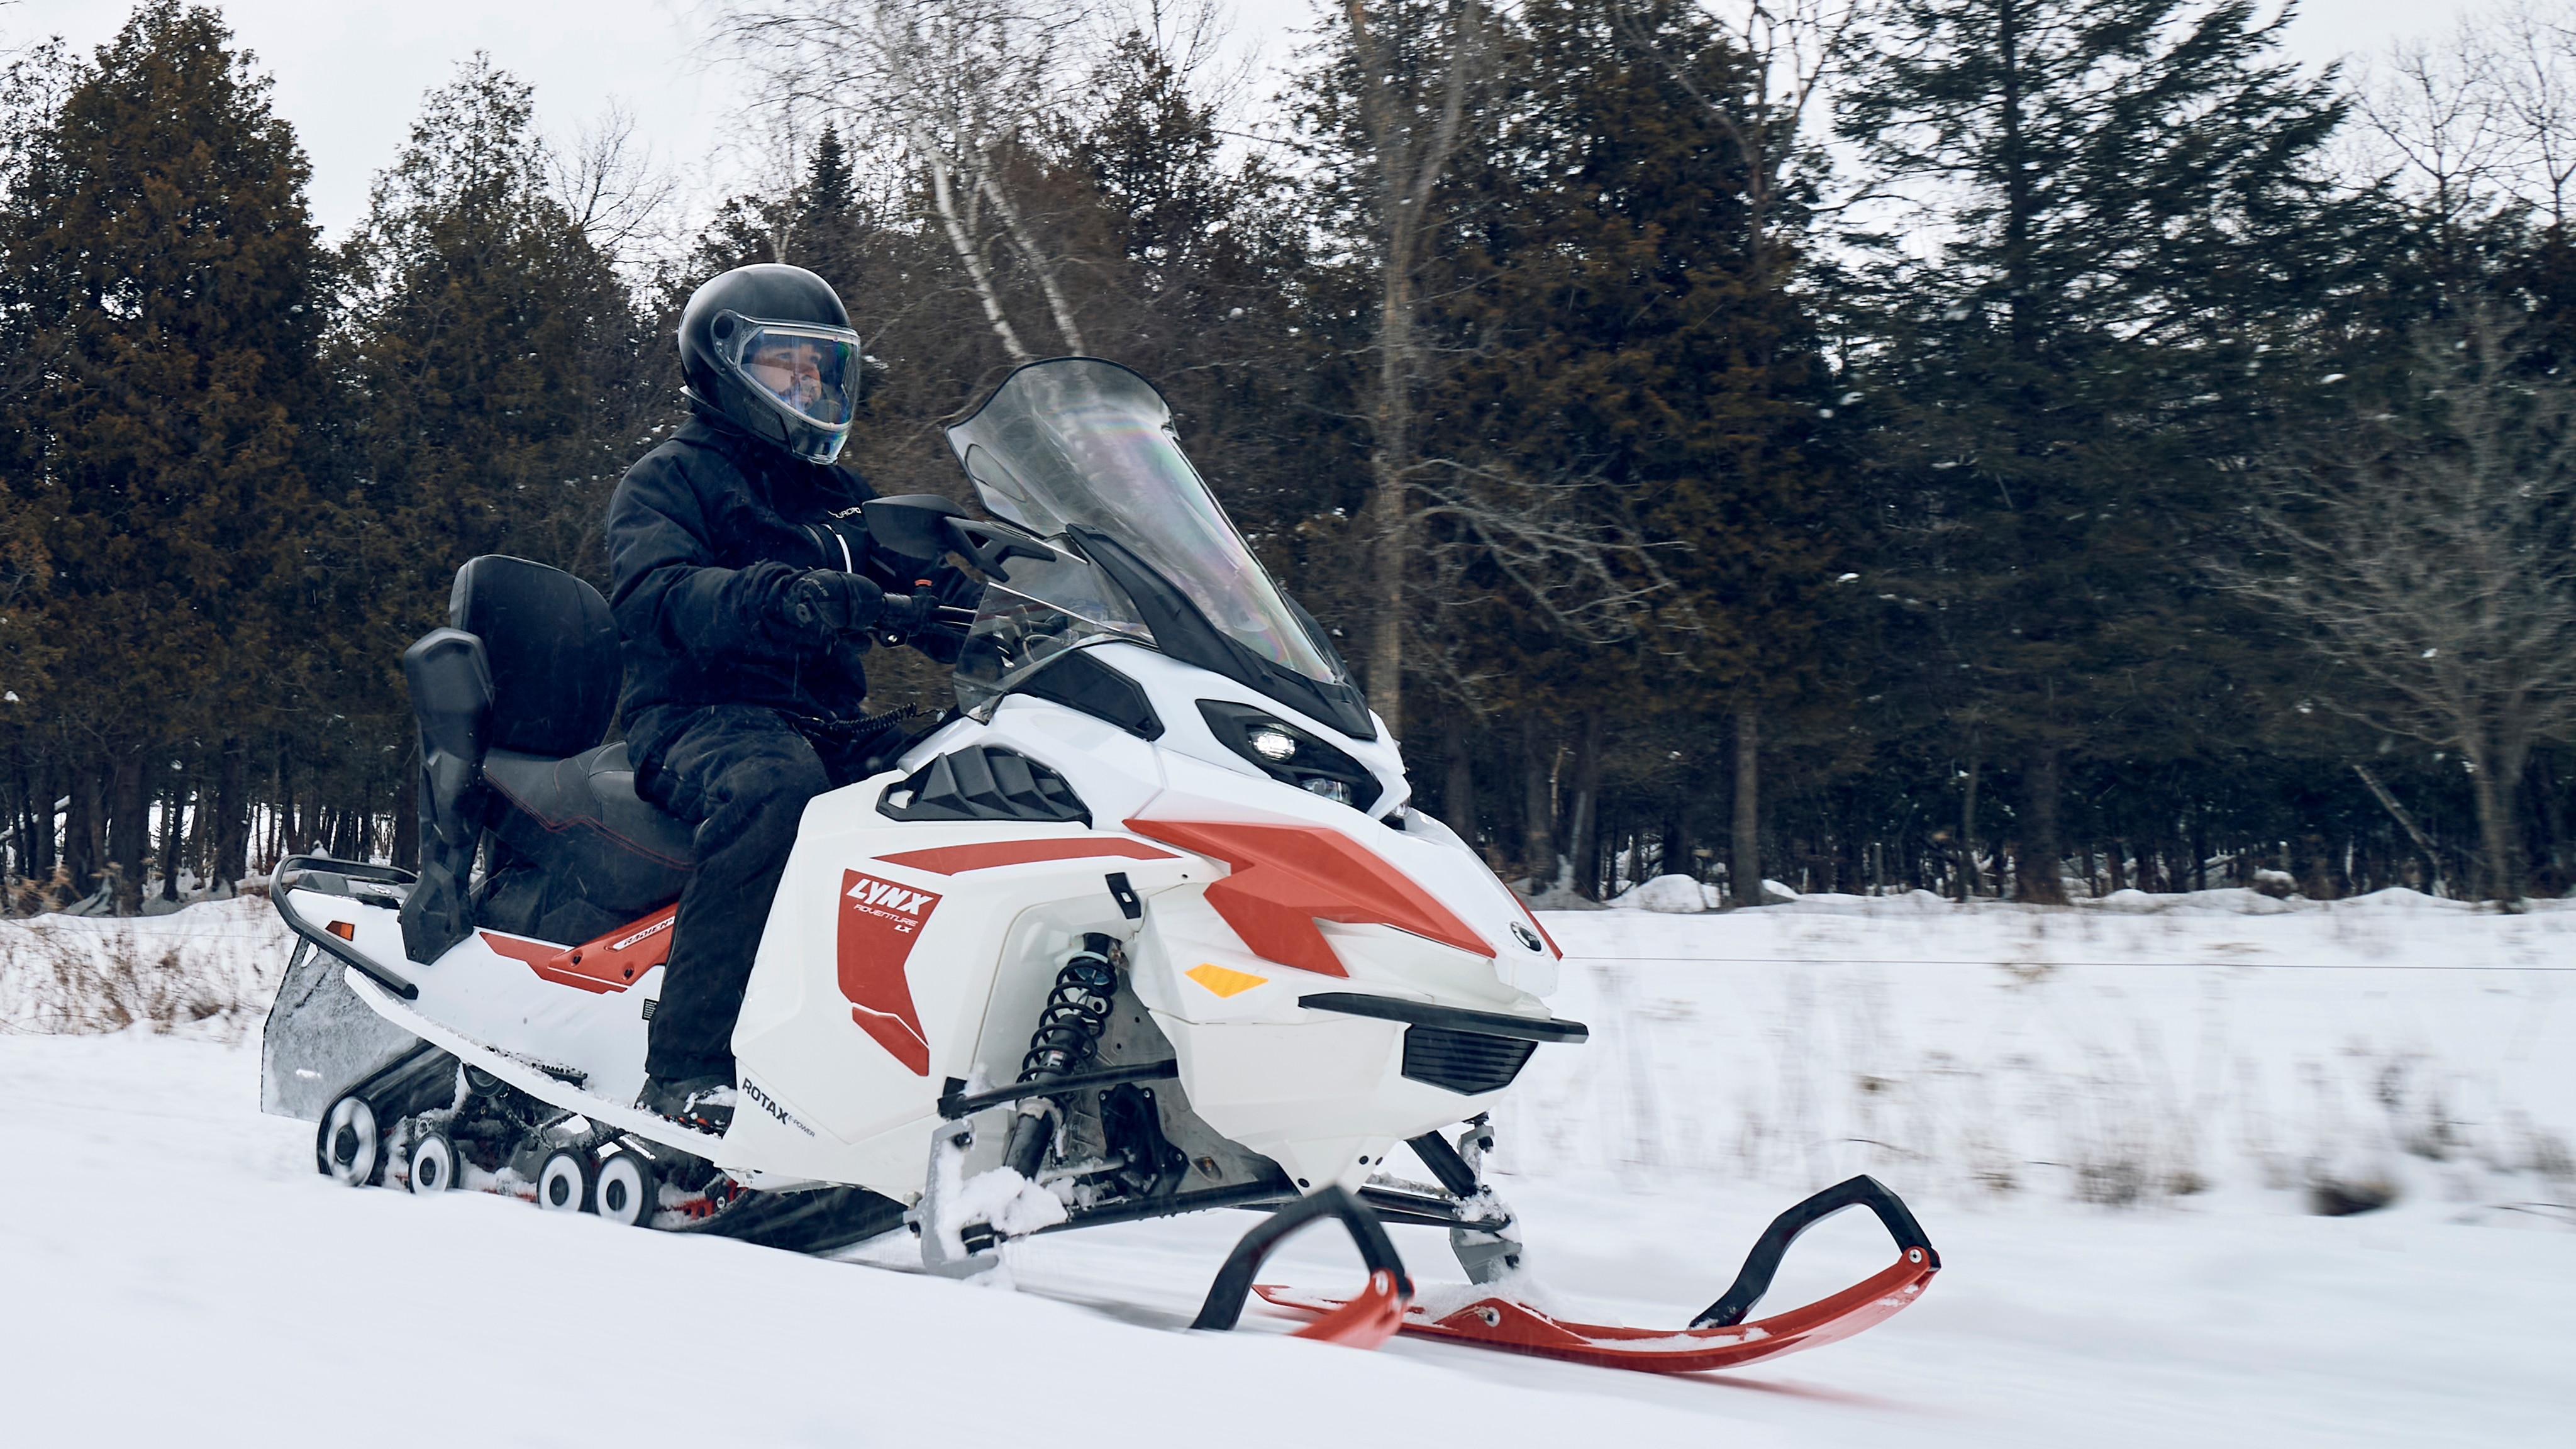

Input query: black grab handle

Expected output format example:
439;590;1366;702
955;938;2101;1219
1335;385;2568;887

270;853;421;1001
1692;1174;1940;1329
1190;1185;1413;1331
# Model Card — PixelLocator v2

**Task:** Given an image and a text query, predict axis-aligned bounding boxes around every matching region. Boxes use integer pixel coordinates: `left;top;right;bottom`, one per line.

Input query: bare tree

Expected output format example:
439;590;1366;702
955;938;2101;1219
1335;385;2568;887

1410;457;1689;647
2355;28;2512;235
2351;1;2576;231
717;0;1089;362
2227;307;2576;905
1330;0;1499;740
2491;1;2576;226
549;101;683;272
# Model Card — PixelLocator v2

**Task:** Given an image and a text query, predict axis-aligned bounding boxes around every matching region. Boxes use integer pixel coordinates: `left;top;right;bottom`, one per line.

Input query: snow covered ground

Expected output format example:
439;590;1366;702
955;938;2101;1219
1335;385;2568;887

1;891;2570;1446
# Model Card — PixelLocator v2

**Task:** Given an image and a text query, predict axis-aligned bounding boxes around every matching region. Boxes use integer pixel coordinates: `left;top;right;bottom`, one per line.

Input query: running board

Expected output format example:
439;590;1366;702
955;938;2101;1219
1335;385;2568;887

341;970;734;1162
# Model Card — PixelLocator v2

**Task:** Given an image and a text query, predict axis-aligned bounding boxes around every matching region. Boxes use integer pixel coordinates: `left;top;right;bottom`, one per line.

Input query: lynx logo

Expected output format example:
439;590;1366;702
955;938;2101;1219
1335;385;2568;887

741;1077;815;1137
847;875;936;921
838;868;943;1076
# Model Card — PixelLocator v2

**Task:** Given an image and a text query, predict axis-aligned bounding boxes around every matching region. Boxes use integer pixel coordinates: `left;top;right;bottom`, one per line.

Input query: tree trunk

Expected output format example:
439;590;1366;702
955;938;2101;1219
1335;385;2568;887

109;752;147;916
1730;706;1760;908
2468;753;2525;907
1342;0;1487;744
1663;789;1693;882
1568;709;1604;899
2018;738;2067;904
394;742;421;871
66;762;100;901
29;753;55;883
1519;728;1553;888
1441;719;1474;845
2532;753;2569;892
1362;262;1416;740
158;777;184;902
213;735;247;893
922;146;1031;363
1958;747;1981;899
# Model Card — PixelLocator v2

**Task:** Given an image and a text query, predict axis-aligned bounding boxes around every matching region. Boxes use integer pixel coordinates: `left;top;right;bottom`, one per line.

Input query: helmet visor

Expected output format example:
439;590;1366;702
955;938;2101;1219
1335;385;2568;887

724;319;859;428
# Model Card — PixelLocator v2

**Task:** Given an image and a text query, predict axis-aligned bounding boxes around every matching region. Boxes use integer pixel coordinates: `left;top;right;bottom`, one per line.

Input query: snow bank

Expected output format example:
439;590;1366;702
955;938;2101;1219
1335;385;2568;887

10;889;2568;1219
1511;895;2576;1214
1606;873;1711;913
0;896;289;1040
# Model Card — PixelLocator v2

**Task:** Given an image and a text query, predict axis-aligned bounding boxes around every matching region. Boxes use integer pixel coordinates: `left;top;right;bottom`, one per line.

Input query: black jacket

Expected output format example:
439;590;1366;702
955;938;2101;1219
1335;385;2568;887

607;414;879;723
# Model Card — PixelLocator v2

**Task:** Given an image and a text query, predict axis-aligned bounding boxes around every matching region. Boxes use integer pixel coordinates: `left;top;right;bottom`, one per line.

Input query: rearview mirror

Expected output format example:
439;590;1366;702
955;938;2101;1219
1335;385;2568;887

860;494;970;564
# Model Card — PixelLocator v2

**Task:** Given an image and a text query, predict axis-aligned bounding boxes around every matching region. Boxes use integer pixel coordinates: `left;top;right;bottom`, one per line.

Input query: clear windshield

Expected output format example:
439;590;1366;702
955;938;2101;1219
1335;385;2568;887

950;543;1151;716
946;360;1342;684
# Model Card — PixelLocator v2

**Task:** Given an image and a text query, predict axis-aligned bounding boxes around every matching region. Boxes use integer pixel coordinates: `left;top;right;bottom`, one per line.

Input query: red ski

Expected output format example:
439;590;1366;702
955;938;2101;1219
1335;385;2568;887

1254;1175;1940;1374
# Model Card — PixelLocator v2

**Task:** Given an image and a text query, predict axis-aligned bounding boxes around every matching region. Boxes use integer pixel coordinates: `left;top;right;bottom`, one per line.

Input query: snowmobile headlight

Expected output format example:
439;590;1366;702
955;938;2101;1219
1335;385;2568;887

1197;701;1380;811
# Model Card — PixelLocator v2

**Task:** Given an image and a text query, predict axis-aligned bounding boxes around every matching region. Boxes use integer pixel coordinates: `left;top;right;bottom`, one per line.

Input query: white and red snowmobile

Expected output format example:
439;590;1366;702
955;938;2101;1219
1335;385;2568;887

264;357;1938;1371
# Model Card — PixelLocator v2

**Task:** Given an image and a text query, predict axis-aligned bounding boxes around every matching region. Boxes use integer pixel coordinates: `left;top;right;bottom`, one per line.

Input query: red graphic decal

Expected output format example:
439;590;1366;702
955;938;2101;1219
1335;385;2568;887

877;838;1179;876
1121;818;1493;978
481;902;677;996
838;868;940;1075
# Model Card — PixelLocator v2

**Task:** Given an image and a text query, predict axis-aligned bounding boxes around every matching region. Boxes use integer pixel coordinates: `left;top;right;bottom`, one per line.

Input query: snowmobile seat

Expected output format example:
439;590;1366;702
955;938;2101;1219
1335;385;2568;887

400;555;699;958
450;553;622;757
480;742;696;921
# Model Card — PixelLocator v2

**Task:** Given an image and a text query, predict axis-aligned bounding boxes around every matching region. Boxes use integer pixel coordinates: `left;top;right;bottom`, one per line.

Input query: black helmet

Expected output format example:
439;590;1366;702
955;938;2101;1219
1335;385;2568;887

678;264;862;465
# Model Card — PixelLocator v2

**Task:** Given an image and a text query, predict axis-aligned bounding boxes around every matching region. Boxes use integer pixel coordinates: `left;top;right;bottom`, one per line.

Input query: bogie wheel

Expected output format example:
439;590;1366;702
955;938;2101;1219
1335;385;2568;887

409;1129;458;1194
595;1148;658;1228
318;1095;386;1187
537;1148;596;1214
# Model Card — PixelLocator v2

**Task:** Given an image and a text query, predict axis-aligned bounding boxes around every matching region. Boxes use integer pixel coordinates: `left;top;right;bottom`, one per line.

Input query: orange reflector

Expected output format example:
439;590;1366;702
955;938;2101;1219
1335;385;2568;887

1186;963;1269;998
326;921;355;940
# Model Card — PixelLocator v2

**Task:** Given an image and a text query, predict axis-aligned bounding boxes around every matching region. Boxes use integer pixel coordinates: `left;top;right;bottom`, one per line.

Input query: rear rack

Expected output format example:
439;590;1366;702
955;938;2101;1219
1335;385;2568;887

270;853;423;1001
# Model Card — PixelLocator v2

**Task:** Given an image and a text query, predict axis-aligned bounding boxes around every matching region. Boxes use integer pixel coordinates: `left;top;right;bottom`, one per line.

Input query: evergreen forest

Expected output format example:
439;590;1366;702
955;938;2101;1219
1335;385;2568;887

6;0;2576;914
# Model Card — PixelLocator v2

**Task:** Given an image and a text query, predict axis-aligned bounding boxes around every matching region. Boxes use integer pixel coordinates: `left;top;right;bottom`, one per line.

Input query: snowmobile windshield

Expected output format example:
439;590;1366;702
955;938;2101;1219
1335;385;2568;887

947;360;1374;739
721;317;860;428
950;541;1154;716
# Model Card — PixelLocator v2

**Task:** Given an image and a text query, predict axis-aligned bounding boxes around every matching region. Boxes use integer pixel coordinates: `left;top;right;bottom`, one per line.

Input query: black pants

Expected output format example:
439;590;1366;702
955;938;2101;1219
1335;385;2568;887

629;704;876;1082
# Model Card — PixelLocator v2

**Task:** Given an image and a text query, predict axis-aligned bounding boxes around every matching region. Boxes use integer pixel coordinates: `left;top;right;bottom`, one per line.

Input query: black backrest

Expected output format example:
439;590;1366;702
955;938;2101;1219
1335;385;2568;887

448;555;619;758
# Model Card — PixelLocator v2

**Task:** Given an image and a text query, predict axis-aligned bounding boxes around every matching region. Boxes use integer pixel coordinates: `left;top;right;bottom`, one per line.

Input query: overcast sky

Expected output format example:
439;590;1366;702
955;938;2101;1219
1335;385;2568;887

3;0;2458;243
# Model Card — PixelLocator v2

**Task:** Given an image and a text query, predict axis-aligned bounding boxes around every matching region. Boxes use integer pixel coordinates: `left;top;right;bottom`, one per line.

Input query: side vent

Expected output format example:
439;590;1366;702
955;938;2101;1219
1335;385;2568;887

880;746;1090;826
1009;648;1163;740
1399;1026;1538;1096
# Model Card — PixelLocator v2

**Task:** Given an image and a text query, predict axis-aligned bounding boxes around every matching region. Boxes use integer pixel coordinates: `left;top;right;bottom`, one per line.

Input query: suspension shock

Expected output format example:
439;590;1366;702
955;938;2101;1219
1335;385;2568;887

1002;933;1119;1179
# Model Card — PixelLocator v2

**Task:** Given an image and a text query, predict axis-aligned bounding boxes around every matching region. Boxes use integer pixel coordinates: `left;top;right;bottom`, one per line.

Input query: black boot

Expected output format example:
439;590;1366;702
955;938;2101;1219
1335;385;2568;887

638;1073;736;1135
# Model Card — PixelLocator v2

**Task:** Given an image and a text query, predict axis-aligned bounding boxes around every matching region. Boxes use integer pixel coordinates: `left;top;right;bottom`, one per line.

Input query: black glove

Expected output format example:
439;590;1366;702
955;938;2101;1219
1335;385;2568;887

930;564;984;615
897;565;979;663
778;571;886;643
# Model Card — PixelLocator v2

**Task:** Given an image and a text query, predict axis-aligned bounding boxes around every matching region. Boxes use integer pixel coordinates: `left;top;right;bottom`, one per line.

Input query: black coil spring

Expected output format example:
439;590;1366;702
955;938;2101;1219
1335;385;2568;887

1018;950;1117;1082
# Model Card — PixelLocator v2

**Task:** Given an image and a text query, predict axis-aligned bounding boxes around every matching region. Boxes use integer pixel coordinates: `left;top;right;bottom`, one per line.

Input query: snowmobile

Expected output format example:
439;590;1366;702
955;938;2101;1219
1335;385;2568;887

264;357;1938;1370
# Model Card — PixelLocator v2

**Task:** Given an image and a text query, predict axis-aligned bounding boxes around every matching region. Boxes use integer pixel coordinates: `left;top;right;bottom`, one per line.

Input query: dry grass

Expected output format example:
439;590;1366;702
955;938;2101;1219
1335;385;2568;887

0;901;289;1041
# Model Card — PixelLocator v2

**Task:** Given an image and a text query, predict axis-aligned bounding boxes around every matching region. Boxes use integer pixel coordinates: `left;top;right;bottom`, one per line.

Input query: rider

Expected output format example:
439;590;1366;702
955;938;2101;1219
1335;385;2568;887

609;263;970;1133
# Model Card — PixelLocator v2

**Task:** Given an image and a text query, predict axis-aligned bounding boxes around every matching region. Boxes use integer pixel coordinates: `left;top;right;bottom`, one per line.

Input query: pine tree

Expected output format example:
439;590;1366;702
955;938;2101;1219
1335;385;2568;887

806;121;855;220
1409;0;1831;894
6;2;321;912
314;56;648;786
1838;0;2353;900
